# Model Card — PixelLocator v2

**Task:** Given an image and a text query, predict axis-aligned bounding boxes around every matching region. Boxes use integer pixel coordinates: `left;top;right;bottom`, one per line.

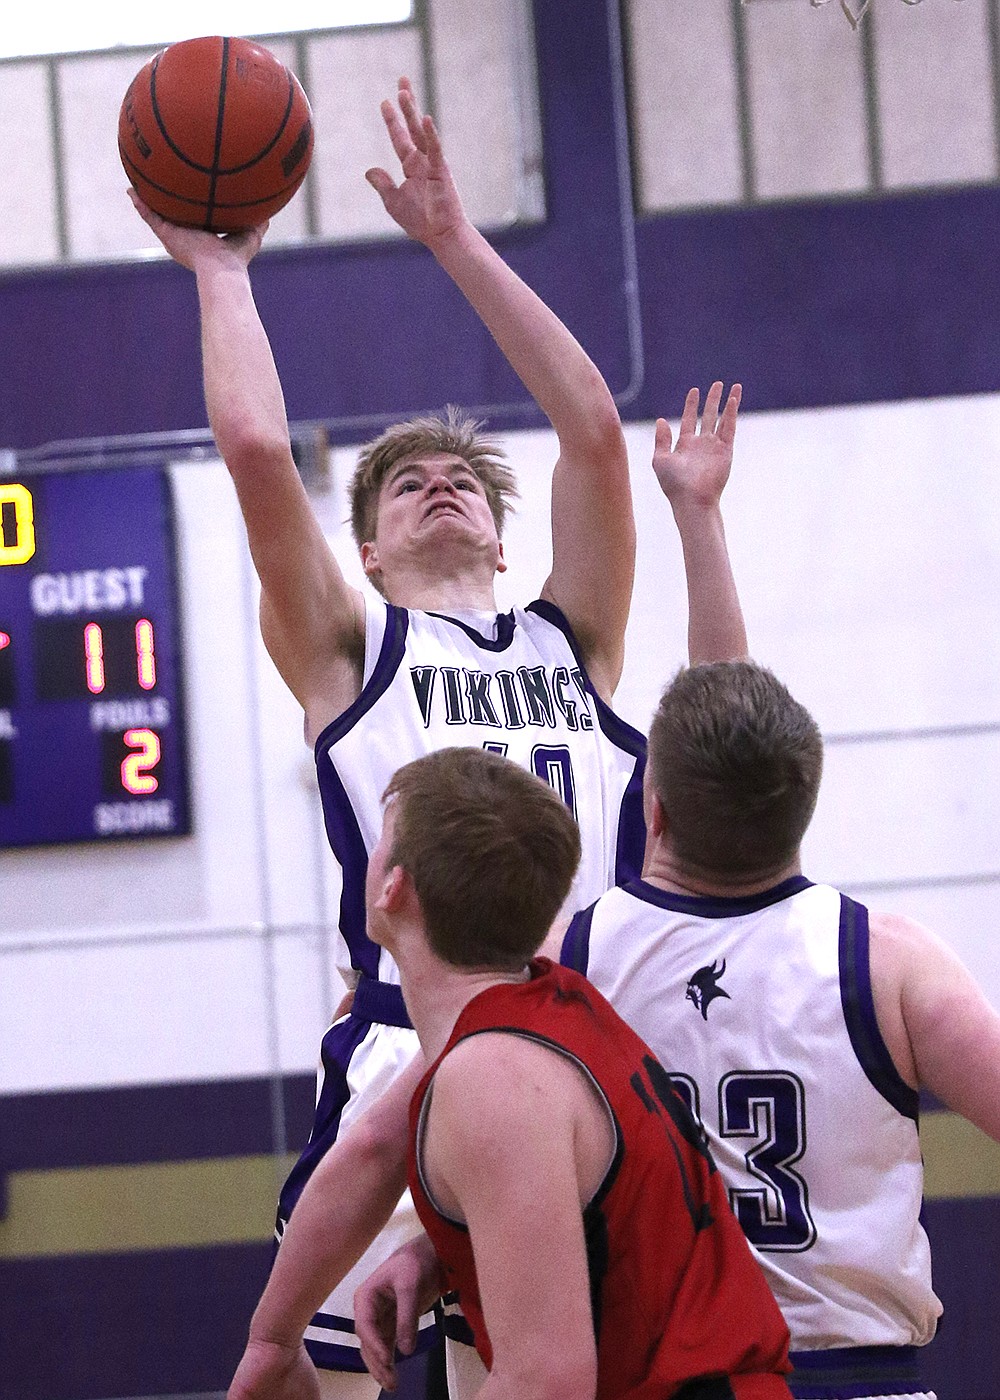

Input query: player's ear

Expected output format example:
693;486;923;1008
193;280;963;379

496;539;507;575
373;863;408;913
643;767;666;839
360;540;380;579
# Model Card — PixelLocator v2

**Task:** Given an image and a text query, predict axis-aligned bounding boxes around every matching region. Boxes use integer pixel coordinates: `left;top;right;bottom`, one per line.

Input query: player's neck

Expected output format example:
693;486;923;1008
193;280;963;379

642;843;802;899
398;948;530;1063
381;557;499;613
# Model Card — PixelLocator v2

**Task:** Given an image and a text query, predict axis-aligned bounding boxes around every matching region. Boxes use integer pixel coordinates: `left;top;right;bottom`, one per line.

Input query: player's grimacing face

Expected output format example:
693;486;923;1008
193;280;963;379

371;452;501;561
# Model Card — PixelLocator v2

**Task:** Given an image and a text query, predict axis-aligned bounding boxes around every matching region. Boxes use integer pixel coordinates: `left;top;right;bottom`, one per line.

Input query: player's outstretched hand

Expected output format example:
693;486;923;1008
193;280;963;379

126;189;268;272
227;1336;320;1400
365;76;466;250
653;382;742;514
354;1233;444;1392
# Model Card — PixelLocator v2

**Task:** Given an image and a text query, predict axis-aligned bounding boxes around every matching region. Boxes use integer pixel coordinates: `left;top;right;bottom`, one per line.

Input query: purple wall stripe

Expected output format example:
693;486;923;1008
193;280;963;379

0;1074;315;1172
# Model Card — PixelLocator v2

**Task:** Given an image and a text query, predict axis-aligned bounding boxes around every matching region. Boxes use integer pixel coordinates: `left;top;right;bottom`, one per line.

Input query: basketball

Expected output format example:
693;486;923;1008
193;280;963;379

118;35;314;233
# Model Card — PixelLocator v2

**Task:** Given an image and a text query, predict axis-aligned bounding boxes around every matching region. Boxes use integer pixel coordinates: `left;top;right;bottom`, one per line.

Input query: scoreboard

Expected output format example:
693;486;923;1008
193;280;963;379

0;466;191;848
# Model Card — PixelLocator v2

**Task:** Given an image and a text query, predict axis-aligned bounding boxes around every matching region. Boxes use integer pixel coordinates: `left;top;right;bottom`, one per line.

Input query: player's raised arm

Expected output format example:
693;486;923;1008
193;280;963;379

366;79;634;701
653;383;749;665
870;911;1000;1143
127;195;365;732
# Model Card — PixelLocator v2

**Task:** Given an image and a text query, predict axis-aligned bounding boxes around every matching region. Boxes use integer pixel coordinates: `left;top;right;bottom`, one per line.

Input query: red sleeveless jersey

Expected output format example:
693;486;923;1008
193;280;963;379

408;959;792;1400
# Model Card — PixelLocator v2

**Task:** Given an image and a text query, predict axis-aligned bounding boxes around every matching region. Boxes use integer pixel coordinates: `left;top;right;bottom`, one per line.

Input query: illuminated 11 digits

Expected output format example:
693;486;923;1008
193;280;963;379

84;619;157;695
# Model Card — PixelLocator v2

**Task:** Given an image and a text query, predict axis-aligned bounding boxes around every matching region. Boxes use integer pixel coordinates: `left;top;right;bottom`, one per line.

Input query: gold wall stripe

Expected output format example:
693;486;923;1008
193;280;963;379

0;1153;296;1260
921;1111;1000;1199
2;1115;997;1261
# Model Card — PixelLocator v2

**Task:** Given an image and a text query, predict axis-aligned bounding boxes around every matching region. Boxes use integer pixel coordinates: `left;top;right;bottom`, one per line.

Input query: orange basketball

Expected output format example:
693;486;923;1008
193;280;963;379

119;35;314;233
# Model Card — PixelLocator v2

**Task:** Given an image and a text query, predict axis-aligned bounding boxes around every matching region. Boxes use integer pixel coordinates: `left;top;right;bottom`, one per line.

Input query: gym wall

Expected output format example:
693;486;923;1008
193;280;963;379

2;1;999;1397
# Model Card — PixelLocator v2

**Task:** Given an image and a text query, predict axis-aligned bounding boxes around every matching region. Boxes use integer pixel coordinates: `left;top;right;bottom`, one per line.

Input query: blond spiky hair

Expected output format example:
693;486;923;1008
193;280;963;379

348;406;519;557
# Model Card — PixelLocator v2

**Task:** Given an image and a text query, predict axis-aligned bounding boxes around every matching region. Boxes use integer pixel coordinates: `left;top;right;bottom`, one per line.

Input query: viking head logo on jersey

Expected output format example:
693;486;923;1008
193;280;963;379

686;959;731;1020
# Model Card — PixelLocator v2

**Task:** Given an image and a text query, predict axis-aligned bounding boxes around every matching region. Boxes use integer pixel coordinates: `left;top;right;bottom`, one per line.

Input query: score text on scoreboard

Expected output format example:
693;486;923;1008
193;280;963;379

0;467;191;847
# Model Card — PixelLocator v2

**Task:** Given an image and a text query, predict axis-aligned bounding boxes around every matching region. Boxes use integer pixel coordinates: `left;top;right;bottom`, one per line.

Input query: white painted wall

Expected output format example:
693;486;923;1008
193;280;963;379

2;390;998;1100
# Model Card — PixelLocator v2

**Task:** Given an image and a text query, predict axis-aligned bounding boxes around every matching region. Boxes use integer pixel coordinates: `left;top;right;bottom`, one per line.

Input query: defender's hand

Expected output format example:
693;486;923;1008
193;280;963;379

653;382;742;513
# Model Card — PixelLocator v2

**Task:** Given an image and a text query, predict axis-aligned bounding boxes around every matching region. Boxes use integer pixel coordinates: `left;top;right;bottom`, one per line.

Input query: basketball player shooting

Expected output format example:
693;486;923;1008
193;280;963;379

130;77;748;1399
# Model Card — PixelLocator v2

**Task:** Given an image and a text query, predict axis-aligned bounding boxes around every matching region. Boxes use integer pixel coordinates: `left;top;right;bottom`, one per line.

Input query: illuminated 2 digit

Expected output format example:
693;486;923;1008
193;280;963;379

121;728;161;795
0;484;36;565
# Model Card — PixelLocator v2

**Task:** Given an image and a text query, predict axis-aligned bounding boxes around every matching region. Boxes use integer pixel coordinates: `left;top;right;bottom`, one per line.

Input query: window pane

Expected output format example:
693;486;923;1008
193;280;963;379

743;0;871;199
627;0;744;212
0;1;412;61
874;0;998;190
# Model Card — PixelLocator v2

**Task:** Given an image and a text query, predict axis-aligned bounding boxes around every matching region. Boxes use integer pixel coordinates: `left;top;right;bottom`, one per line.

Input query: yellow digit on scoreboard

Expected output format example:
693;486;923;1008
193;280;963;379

0;484;36;566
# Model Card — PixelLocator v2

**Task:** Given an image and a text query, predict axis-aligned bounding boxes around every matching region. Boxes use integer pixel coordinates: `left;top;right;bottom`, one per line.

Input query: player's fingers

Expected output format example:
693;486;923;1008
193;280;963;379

421;113;445;168
355;1294;398;1391
358;1333;397;1393
126;188;161;228
702;380;724;434
393;1291;420;1357
653;416;673;457
397;81;428;153
717;383;743;445
366;167;398;200
358;1284;399;1352
678;386;700;439
381;98;416;164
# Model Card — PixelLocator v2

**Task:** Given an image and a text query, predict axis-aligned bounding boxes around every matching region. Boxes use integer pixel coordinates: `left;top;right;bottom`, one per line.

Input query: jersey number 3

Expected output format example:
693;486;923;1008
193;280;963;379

669;1070;817;1253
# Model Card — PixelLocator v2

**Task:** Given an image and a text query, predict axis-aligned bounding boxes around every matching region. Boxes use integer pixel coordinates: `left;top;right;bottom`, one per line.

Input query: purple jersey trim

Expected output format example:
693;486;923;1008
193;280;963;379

426;608;518;650
313;603;410;752
276;1012;373;1224
787;1343;921;1398
313;605;409;977
441;1309;476;1347
838;895;919;1122
526;598;647;883
621;874;814;919
305;1314;440;1371
561;900;597;975
353;974;411;1028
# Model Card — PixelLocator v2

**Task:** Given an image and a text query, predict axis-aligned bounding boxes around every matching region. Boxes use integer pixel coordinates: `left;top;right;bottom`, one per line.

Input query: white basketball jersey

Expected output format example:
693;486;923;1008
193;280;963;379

562;877;942;1353
315;596;646;990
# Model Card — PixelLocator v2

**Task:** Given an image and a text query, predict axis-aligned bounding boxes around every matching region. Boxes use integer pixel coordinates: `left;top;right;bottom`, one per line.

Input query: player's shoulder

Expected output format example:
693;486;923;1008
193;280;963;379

442;1026;557;1081
432;1029;582;1145
868;907;947;966
444;1011;593;1087
867;905;966;1039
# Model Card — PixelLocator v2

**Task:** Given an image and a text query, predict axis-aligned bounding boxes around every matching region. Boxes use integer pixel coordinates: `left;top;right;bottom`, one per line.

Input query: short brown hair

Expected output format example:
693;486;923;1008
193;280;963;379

349;407;519;553
384;748;580;970
649;661;823;880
